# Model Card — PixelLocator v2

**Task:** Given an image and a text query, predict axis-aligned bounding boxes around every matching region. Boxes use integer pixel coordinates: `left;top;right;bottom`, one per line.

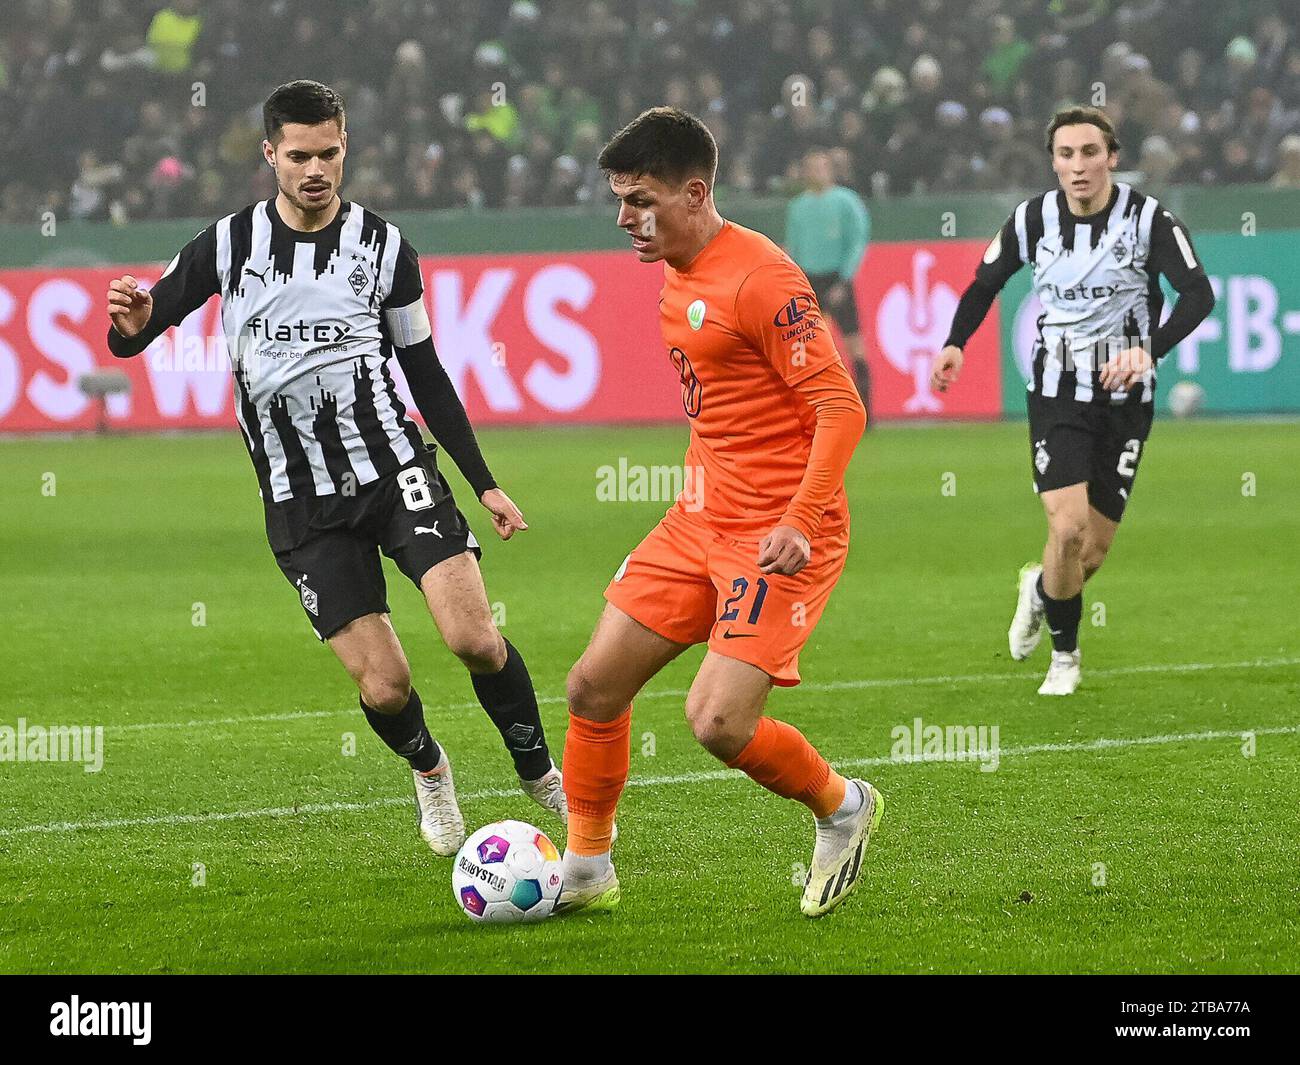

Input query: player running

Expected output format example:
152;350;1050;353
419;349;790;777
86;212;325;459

556;108;878;918
103;80;565;855
931;106;1215;695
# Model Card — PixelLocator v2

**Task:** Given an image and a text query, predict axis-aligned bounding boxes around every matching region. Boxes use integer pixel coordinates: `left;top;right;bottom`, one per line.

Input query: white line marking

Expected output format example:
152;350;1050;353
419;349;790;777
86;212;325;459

107;655;1300;735
3;724;1296;839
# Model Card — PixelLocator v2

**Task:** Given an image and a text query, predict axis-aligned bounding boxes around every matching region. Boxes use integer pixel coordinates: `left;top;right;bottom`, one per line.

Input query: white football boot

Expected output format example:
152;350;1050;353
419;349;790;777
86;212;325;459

554;863;621;915
1038;649;1082;696
413;754;466;856
801;779;884;918
1008;562;1046;660
520;762;568;825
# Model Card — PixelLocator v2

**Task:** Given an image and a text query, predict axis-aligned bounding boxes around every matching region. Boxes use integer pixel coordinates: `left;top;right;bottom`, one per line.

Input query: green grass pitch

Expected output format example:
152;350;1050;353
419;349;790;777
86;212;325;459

1;418;1296;974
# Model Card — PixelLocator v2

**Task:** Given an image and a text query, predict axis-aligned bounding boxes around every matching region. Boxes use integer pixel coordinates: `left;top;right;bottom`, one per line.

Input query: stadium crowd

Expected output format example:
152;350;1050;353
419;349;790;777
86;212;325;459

2;0;1298;223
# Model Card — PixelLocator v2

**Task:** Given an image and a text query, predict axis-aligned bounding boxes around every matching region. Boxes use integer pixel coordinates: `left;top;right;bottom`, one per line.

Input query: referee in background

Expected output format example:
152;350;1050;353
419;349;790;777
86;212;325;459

785;148;872;415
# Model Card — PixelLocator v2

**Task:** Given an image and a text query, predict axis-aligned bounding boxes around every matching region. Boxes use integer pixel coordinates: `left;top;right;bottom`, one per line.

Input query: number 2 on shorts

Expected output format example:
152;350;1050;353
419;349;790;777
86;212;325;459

1117;438;1141;479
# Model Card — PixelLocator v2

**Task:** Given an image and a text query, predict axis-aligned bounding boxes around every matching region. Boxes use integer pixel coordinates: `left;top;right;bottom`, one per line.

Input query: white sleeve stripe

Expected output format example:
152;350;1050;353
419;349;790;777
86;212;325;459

1137;196;1159;247
378;222;401;303
1014;201;1029;263
215;215;231;286
384;297;432;348
1172;225;1198;269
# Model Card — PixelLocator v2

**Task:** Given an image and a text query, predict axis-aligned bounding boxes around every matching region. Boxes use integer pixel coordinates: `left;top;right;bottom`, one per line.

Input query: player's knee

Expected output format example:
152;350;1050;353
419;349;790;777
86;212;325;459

447;626;506;674
359;664;411;714
1048;514;1088;556
684;694;747;761
1081;542;1109;578
566;661;614;720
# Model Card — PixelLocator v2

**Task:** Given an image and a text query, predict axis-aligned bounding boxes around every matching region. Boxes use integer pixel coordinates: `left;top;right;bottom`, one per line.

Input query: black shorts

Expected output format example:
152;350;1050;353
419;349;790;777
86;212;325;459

806;272;861;334
264;451;481;640
1027;392;1154;523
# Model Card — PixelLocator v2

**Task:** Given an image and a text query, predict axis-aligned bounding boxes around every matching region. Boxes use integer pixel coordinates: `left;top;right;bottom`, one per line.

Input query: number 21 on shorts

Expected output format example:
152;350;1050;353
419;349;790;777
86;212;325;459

719;576;769;625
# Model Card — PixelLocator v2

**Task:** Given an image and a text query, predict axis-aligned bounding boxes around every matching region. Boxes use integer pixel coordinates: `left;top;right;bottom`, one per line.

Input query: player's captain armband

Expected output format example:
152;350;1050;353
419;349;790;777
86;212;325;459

384;297;433;348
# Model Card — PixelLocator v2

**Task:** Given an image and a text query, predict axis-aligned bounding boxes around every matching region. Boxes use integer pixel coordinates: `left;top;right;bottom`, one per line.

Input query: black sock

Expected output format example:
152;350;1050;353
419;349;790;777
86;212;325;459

471;639;551;780
1036;574;1081;653
360;688;441;773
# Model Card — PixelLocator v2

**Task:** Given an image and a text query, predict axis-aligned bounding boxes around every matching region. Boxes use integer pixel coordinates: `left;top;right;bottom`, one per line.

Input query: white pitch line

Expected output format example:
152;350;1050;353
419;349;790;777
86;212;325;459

105;655;1300;736
2;724;1296;839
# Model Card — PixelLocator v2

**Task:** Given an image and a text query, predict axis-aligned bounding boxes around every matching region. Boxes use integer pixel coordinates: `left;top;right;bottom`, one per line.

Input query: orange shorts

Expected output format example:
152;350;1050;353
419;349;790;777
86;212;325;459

604;505;850;686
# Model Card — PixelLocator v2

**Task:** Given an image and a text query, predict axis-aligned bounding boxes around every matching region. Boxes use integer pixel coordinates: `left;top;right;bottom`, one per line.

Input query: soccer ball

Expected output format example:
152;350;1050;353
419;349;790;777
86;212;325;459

452;820;563;923
1168;380;1205;418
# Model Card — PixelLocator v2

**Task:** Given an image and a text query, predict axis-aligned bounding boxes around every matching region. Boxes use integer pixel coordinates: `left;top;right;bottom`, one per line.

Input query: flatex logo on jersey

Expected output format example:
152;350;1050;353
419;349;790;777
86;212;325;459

1042;282;1121;302
240;317;358;371
246;316;353;346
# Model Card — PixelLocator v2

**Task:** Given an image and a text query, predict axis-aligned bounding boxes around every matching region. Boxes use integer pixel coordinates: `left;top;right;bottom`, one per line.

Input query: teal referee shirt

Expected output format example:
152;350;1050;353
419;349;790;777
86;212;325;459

784;185;871;282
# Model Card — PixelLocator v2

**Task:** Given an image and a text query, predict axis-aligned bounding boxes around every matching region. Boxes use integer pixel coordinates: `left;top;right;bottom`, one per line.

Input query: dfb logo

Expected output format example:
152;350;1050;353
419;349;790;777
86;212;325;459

875;250;959;413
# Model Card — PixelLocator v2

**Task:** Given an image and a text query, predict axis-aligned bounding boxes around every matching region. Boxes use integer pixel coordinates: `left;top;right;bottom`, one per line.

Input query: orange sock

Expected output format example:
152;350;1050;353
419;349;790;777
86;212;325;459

562;706;631;855
726;717;846;818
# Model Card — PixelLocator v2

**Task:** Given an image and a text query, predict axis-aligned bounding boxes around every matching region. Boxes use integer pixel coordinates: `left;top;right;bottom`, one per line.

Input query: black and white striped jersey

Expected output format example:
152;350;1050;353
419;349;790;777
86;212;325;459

946;182;1213;405
108;198;435;502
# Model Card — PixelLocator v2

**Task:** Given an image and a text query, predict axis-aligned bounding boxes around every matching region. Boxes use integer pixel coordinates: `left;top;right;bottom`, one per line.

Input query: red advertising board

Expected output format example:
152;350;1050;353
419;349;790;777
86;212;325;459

851;240;1002;419
0;251;677;433
0;240;1002;432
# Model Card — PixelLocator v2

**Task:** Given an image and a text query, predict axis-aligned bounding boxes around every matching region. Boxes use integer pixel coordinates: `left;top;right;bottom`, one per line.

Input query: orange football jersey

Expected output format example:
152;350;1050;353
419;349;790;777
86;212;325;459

660;220;849;537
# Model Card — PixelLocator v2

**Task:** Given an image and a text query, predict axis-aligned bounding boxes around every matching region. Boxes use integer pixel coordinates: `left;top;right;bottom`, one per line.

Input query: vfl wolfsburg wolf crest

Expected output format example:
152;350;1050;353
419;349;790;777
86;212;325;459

686;299;707;330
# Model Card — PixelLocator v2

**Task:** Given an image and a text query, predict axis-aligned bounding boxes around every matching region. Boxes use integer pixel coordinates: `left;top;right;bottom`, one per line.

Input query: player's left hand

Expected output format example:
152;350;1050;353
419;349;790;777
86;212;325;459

1099;345;1152;391
480;488;528;541
758;525;811;575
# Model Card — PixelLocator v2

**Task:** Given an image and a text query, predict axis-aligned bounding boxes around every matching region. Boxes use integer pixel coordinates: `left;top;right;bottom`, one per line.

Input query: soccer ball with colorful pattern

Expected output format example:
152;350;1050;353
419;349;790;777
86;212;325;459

452;820;564;923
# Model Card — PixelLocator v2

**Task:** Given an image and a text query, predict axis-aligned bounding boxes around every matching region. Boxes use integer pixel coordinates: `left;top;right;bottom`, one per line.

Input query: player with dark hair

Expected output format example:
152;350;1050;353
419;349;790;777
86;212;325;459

555;108;879;918
931;105;1216;695
103;79;566;856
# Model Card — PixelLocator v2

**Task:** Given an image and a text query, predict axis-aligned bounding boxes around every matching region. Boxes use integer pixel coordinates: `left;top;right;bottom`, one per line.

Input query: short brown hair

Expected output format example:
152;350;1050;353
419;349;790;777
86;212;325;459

597;107;718;187
263;80;346;144
1045;106;1120;154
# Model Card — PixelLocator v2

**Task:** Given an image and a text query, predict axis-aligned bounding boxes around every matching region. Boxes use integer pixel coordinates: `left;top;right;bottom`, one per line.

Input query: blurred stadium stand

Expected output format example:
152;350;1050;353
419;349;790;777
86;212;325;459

2;0;1299;226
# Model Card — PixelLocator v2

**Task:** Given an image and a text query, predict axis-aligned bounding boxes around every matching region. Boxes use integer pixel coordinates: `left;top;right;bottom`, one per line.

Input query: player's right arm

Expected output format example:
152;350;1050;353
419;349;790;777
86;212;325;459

105;223;219;357
931;212;1024;392
734;260;867;572
382;237;526;541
